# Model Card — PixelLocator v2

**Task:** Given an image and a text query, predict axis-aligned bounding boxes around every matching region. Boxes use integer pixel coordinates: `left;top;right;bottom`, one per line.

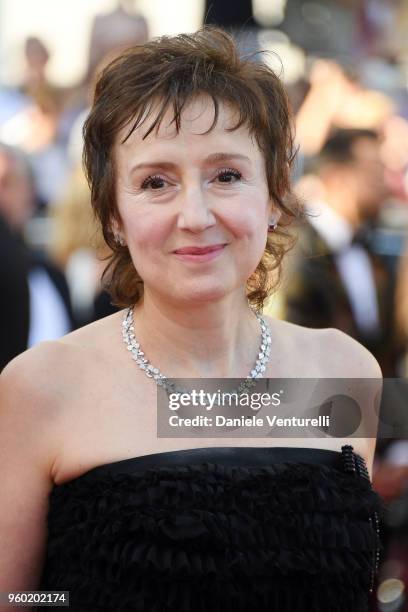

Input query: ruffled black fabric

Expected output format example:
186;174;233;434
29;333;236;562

38;460;384;612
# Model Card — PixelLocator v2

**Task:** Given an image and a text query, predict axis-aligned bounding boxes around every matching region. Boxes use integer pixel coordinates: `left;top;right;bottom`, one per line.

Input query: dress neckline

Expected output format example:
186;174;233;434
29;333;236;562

54;446;348;489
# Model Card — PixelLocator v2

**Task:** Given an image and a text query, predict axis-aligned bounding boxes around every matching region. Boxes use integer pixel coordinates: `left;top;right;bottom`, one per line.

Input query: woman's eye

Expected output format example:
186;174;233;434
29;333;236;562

141;175;168;190
139;169;242;190
214;169;242;184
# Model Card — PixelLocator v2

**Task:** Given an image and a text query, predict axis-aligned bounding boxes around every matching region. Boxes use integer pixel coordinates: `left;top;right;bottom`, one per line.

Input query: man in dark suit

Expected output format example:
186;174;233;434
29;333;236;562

283;129;404;376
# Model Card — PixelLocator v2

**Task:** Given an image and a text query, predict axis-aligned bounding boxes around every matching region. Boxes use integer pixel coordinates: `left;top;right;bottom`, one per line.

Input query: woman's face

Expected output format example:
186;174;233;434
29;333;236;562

114;95;276;306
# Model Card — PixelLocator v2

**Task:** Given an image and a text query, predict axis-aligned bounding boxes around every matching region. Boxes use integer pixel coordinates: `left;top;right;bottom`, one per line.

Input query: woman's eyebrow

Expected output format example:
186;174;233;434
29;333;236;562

129;153;251;175
204;152;251;164
129;161;176;174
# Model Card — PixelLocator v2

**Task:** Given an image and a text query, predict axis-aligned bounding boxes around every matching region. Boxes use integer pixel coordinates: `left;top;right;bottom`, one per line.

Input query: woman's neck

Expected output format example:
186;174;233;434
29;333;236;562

132;290;263;378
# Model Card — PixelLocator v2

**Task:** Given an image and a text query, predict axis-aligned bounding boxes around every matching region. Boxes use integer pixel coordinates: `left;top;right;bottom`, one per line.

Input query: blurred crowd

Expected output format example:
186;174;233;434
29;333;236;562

0;1;407;609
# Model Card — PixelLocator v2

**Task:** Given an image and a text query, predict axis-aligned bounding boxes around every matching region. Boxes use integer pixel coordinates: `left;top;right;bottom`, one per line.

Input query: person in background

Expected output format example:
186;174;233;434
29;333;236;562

0;36;69;209
87;0;149;82
203;0;259;56
21;37;52;103
294;59;395;159
57;0;150;166
204;0;255;29
0;142;74;345
48;165;116;326
0;213;30;370
283;128;404;376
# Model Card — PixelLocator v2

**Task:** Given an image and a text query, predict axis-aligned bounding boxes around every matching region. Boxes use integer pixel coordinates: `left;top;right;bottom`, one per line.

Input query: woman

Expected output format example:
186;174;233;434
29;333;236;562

0;28;383;611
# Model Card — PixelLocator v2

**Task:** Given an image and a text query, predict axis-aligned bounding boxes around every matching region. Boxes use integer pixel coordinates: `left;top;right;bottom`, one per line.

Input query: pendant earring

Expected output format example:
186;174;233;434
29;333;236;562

268;221;277;232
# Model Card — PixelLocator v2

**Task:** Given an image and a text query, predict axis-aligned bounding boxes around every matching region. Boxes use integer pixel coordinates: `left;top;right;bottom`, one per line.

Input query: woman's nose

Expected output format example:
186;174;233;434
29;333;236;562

176;185;216;233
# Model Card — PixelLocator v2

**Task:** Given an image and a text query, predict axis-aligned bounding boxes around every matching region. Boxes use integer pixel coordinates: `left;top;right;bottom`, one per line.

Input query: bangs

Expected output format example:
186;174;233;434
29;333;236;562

120;88;264;146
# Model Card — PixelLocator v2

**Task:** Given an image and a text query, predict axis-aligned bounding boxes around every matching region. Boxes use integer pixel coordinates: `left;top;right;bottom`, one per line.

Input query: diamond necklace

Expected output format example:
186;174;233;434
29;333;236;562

122;306;272;395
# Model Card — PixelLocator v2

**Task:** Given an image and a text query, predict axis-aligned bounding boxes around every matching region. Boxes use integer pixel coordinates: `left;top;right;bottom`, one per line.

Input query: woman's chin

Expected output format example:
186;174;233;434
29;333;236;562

160;281;239;306
176;290;228;305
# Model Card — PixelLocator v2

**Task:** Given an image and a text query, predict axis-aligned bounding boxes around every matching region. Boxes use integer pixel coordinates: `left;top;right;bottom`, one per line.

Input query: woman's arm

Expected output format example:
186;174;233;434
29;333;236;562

0;345;60;609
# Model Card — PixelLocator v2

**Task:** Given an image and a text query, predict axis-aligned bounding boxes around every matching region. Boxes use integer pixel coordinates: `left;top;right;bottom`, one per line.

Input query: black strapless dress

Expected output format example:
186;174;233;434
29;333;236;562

37;445;384;611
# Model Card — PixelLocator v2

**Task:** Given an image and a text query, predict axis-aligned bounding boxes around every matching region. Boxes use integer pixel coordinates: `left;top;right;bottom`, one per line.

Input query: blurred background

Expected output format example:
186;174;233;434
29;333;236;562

0;1;407;609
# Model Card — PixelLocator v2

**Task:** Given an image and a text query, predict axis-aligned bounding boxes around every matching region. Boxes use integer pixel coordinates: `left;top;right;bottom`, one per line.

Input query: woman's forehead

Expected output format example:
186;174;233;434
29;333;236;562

115;95;257;151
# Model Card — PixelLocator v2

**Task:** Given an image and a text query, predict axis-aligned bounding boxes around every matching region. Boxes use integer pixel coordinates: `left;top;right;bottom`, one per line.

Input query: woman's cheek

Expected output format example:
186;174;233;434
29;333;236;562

125;211;168;249
230;210;266;240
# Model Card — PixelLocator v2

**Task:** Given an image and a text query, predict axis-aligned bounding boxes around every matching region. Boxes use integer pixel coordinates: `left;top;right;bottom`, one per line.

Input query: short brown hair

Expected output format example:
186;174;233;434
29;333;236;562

83;26;303;311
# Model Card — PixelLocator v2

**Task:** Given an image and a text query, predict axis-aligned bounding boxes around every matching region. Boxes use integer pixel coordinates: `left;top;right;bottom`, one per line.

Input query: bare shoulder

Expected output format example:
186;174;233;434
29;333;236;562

261;318;381;468
262;316;382;379
0;310;125;416
57;308;124;350
315;327;383;379
1;340;68;411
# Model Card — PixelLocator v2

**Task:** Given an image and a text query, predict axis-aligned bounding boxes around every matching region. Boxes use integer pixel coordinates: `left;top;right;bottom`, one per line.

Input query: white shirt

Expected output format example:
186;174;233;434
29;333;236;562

27;267;72;347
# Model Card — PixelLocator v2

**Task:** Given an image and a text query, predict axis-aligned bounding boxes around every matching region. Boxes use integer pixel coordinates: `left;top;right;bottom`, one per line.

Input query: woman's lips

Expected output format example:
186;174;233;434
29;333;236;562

173;244;227;262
